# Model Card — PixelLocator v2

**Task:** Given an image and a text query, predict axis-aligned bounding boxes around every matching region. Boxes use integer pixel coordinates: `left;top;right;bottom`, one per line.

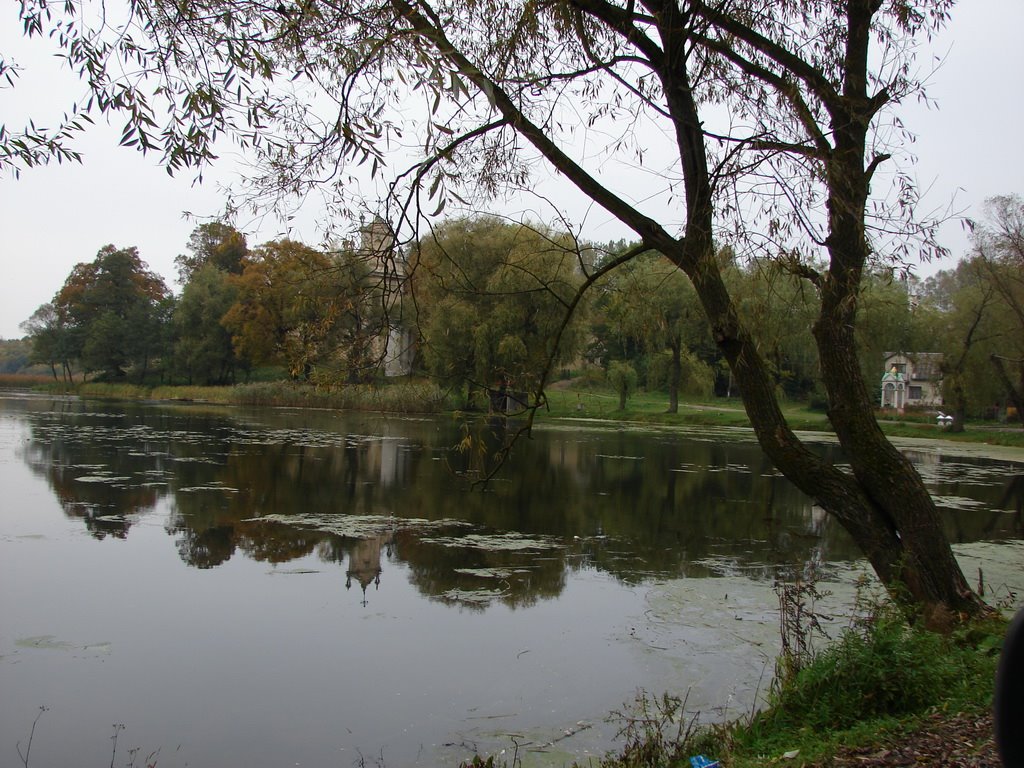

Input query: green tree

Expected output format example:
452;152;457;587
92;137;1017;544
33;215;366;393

173;264;242;384
974;195;1024;424
911;258;999;430
21;302;75;382
728;260;822;402
7;0;985;616
414;216;585;406
607;360;638;410
133;292;176;382
856;276;916;389
53;245;171;381
602;251;713;412
324;245;383;384
0;338;32;374
172;224;252;384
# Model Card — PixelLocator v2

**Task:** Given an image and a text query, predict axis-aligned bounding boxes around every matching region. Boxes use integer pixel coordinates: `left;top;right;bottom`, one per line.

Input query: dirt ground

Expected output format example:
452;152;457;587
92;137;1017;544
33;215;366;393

807;711;1000;767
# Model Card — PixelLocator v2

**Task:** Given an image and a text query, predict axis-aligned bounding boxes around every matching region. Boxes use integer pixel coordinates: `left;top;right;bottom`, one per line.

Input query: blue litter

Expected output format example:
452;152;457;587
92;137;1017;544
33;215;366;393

689;756;720;768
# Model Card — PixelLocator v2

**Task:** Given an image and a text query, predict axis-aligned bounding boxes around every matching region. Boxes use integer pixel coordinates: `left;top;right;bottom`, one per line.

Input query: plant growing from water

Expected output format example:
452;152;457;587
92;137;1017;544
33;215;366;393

16;706;47;768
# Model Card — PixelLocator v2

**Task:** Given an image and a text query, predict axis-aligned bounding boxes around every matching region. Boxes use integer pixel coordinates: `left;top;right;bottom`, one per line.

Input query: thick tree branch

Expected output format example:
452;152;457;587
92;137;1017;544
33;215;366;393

689;29;833;156
689;0;840;108
391;0;677;251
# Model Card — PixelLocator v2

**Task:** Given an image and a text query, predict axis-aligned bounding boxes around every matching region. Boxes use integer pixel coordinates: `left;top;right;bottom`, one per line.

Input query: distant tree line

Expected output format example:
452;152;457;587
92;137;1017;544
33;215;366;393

14;197;1024;425
19;222;390;386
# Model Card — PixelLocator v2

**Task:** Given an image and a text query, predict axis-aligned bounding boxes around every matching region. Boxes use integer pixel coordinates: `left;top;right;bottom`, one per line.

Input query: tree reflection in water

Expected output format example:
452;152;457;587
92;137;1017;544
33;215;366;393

16;397;1024;609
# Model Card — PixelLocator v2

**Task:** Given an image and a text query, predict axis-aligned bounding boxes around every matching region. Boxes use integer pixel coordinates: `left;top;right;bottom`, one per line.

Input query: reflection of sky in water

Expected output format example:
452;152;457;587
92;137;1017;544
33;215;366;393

0;394;1022;767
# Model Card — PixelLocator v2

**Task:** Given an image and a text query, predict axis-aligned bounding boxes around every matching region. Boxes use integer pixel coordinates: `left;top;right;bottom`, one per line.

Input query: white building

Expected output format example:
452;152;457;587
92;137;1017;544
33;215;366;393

881;352;943;410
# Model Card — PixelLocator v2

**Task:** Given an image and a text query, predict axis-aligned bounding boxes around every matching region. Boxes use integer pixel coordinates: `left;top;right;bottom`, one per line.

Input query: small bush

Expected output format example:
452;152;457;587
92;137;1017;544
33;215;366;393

751;601;1001;737
807;391;830;412
607;361;638;410
573;365;607;390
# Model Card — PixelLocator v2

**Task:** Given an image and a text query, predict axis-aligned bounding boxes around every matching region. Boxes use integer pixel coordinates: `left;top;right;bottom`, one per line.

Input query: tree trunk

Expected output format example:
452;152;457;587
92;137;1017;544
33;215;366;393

807;47;982;618
815;303;981;619
991;355;1024;427
949;375;967;434
397;0;985;620
681;235;980;620
667;337;681;414
652;0;982;620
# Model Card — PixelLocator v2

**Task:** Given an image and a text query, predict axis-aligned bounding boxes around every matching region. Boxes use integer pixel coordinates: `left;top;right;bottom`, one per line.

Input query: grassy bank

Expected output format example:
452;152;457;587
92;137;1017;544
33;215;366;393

18;378;459;414
5;375;1023;448
538;386;1024;449
591;596;1007;768
538;387;830;431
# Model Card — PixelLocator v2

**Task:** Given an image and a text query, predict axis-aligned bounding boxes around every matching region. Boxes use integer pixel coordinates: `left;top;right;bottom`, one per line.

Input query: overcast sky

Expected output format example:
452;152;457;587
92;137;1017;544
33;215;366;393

2;1;1022;340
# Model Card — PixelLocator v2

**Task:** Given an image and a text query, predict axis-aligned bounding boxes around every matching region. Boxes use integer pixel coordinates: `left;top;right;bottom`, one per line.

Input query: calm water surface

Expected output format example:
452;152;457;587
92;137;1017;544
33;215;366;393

1;391;1021;767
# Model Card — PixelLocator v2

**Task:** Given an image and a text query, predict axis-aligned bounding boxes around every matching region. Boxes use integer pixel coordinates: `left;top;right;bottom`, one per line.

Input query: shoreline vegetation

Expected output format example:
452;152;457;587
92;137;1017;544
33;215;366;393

4;374;1022;452
591;589;1008;768
4;374;1018;767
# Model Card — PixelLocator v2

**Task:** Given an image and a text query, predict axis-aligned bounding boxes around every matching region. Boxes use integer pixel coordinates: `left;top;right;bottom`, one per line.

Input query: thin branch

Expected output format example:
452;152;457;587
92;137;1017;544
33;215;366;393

691;0;841;109
472;240;655;488
390;0;677;251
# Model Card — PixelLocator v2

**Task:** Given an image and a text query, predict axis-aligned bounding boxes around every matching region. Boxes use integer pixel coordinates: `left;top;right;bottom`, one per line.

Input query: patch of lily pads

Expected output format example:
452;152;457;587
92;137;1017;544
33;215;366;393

438;587;508;605
422;532;563;551
454;567;532;579
930;495;991;511
243;512;468;539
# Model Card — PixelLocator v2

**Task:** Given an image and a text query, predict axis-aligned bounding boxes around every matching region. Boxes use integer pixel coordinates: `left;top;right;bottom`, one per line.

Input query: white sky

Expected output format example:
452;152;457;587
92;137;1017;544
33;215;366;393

2;1;1022;340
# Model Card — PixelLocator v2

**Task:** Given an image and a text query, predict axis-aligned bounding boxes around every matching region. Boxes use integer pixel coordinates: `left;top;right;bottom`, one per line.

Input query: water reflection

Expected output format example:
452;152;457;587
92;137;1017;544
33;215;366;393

10;395;1024;610
3;391;1023;768
1001;475;1024;535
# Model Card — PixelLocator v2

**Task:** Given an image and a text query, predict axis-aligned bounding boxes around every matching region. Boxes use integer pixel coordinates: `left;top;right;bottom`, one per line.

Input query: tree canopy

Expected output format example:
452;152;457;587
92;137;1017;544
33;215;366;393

175;222;249;284
51;245;170;381
223;239;365;380
974;195;1024;421
413;216;586;404
598;250;715;411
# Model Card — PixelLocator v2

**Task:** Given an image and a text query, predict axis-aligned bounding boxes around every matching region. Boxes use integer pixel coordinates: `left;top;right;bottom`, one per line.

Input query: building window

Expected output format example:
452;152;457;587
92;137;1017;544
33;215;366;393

909;386;922;400
893;363;907;375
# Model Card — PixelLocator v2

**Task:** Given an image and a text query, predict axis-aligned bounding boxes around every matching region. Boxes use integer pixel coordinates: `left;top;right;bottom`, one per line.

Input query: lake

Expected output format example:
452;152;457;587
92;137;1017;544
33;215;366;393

1;390;1021;767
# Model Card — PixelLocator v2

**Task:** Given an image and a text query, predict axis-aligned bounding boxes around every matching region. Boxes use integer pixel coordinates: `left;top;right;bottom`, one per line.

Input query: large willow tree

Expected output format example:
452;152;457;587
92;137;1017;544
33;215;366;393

5;0;984;619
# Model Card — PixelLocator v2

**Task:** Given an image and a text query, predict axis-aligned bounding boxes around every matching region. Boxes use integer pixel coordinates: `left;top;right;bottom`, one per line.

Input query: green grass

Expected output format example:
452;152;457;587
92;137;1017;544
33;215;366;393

538;385;1024;448
727;612;1003;767
225;379;456;412
76;382;153;400
539;387;825;429
875;418;1024;448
